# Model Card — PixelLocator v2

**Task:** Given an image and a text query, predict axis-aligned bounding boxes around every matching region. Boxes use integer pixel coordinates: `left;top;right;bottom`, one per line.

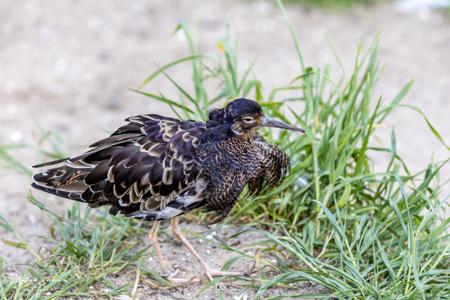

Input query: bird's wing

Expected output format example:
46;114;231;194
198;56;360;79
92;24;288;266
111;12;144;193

247;135;290;196
32;114;206;217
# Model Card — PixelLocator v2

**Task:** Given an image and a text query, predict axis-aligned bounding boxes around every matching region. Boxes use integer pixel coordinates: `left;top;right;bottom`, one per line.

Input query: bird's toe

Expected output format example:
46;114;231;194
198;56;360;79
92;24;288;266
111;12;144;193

166;274;201;285
203;267;243;281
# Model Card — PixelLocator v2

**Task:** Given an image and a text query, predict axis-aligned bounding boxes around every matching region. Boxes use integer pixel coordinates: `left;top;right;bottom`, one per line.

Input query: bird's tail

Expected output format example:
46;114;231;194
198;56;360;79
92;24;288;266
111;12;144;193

31;161;91;202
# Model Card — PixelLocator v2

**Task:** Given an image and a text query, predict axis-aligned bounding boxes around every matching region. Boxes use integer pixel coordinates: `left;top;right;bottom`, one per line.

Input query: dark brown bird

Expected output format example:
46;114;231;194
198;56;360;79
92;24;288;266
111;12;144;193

31;98;304;282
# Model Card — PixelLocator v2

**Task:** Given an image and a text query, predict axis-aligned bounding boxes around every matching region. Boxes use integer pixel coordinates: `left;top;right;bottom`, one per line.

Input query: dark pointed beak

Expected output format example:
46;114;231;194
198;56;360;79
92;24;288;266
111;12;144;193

263;117;305;132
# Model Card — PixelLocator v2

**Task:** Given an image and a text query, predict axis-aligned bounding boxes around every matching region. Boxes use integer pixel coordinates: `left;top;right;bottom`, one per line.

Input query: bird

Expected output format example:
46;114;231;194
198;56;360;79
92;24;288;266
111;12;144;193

31;98;304;282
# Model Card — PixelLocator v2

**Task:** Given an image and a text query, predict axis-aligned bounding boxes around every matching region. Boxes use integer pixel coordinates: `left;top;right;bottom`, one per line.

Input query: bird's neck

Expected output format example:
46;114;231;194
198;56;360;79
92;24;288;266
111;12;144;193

204;123;256;143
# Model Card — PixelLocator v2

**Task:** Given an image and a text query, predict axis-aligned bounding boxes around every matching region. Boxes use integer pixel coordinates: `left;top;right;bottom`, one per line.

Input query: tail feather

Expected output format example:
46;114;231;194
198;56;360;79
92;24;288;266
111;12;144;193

31;165;90;202
31;133;139;169
32;157;69;168
31;182;85;202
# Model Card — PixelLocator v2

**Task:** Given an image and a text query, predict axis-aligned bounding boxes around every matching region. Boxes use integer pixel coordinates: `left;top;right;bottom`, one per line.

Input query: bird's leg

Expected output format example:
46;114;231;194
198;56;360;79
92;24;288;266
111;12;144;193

170;218;242;281
149;221;169;275
149;221;200;285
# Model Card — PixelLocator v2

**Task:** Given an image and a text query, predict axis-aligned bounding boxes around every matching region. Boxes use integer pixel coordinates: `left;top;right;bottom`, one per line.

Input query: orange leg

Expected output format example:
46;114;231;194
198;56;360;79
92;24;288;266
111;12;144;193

149;220;199;284
149;221;168;275
170;218;242;281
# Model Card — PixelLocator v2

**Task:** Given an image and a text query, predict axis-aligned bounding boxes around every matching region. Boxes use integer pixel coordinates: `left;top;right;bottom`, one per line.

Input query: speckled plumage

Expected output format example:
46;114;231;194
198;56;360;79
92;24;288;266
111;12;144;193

31;98;296;224
197;132;289;223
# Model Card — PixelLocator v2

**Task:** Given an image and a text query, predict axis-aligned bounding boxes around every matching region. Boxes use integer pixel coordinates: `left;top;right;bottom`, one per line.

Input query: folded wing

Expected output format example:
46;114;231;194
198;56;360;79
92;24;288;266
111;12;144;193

32;114;206;219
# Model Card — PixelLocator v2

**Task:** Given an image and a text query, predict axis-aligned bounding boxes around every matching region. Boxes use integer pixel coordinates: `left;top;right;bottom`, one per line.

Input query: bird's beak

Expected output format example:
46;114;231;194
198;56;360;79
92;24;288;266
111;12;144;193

262;117;305;132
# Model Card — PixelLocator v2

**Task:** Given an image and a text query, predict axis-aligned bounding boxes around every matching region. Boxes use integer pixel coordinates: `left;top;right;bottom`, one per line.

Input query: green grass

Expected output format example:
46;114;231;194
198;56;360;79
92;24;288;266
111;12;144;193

1;1;449;299
0;197;171;299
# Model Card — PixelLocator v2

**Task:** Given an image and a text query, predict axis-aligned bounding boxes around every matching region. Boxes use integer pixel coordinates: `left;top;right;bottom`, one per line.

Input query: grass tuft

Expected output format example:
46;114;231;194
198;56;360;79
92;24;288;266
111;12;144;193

0;195;161;299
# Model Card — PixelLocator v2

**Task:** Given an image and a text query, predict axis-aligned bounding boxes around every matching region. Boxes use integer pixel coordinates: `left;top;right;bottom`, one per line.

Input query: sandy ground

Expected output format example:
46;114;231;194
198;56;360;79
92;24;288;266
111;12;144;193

0;0;449;299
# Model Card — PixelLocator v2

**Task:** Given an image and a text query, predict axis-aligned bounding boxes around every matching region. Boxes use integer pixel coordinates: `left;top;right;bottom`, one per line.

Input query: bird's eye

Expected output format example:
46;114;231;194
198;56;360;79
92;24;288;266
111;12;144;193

242;117;254;123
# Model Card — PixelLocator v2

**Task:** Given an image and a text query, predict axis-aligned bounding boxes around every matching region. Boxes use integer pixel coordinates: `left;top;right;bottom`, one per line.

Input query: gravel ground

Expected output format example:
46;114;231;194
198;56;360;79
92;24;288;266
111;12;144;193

0;0;449;299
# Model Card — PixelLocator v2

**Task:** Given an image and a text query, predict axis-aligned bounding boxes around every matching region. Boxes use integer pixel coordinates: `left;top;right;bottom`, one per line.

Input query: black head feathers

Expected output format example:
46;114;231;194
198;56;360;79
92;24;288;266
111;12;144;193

225;98;263;120
206;98;263;128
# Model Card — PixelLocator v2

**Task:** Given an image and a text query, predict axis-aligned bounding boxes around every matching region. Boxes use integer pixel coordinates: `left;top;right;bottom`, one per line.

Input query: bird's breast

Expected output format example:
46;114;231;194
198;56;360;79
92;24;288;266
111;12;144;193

199;139;264;179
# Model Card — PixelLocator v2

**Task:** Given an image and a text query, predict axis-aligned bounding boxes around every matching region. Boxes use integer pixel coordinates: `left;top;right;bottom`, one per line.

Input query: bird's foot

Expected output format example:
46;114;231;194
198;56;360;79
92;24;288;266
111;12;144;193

163;269;201;285
167;275;201;285
203;266;243;281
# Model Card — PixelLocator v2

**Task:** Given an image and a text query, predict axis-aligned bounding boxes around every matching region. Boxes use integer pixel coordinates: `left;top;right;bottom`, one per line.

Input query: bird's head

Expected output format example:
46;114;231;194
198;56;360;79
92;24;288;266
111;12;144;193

207;98;304;135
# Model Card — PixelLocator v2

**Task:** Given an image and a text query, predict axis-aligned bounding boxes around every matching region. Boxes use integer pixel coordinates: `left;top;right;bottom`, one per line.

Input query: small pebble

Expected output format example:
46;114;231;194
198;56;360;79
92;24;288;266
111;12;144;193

295;177;309;189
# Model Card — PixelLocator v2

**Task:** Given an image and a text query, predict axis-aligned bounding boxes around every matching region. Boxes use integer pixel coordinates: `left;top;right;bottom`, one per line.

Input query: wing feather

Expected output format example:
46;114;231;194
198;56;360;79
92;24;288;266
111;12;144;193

32;114;207;218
